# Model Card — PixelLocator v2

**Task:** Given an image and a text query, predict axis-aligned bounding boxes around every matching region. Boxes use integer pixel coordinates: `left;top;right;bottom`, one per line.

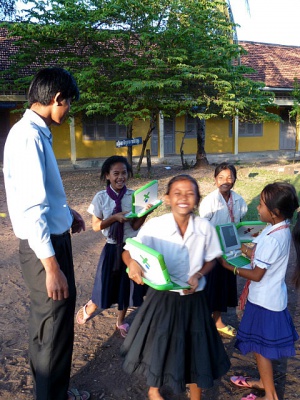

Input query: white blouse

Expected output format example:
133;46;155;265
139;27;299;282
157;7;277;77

199;189;247;226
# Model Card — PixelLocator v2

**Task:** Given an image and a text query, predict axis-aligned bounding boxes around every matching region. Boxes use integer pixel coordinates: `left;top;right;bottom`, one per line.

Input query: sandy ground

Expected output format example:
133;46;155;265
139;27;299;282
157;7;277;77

0;163;300;400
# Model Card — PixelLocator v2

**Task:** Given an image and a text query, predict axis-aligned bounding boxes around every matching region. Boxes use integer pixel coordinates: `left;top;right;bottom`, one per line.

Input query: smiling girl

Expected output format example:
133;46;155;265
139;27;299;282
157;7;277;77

76;156;149;336
121;174;230;400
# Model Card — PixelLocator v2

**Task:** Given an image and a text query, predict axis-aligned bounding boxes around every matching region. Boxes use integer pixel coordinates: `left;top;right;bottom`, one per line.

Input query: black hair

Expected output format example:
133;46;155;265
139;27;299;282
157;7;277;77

28;67;79;106
165;174;201;207
214;162;237;183
100;155;133;186
261;181;300;288
261;182;299;219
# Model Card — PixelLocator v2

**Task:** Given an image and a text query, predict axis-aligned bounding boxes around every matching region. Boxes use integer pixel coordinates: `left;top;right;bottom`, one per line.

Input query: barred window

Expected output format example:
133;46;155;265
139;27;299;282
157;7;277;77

185;114;197;138
83;115;126;141
229;120;263;137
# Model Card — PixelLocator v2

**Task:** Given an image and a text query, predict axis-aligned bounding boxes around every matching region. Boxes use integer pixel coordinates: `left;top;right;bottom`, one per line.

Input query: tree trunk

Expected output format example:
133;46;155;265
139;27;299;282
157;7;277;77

126;124;133;166
136;113;156;171
195;117;209;168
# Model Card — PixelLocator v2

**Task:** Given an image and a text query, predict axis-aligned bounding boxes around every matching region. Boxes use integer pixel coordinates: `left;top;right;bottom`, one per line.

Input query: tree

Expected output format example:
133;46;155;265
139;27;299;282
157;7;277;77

2;0;278;167
0;0;16;20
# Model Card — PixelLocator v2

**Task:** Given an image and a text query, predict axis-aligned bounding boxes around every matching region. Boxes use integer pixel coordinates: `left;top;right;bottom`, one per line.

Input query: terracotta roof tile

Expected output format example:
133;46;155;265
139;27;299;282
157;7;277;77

240;41;300;89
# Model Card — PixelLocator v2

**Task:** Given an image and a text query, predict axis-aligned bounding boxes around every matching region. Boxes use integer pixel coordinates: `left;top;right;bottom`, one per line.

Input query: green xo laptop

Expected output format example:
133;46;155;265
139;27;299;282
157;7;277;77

235;221;267;243
125;238;190;291
125;180;162;218
216;223;251;269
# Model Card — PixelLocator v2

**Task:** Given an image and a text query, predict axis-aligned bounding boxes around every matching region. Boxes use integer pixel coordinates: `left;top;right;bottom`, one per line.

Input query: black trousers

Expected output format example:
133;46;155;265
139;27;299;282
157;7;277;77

19;233;76;400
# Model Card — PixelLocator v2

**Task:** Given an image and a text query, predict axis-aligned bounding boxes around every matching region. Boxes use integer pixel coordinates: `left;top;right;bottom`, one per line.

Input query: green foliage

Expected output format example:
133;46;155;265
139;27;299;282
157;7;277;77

0;0;16;20
290;78;300;119
2;0;279;127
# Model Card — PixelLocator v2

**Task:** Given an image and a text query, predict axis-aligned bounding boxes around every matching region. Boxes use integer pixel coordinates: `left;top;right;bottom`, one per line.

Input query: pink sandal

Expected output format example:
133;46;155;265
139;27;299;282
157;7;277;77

76;300;95;325
241;394;257;400
116;322;130;338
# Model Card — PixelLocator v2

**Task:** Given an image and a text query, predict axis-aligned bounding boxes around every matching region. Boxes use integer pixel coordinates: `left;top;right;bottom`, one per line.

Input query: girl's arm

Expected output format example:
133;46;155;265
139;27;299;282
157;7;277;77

241;243;254;258
130;203;154;231
91;212;129;232
218;257;266;282
122;250;144;285
184;259;216;294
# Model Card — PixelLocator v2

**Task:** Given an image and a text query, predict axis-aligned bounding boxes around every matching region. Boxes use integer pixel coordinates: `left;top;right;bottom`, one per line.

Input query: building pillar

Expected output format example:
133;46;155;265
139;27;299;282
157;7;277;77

158;111;164;159
70;117;76;163
234;115;239;155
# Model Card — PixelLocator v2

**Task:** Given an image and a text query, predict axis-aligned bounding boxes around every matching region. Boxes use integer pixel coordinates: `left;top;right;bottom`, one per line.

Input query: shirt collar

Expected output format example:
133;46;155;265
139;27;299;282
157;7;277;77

164;213;195;241
24;109;52;139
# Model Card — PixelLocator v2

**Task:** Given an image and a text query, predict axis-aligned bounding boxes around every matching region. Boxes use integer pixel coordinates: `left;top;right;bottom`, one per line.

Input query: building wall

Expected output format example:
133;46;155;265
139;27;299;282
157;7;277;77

3;107;293;160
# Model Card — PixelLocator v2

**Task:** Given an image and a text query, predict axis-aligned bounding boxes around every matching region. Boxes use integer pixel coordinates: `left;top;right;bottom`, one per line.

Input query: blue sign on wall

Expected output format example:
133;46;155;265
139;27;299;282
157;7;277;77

116;137;142;148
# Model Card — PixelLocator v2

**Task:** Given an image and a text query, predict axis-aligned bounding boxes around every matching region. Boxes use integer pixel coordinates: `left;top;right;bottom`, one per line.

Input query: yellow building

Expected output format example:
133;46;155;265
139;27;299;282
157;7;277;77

1;39;299;162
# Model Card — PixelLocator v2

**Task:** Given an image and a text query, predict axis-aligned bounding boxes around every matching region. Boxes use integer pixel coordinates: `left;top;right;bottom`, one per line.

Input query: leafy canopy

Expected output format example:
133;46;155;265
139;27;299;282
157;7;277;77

2;0;278;125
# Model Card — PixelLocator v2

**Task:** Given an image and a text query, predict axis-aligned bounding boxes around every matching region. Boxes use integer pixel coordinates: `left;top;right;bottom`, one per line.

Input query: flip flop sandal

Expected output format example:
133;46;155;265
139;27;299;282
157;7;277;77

116;322;130;338
230;376;252;388
217;325;237;337
76;300;95;325
241;394;257;400
68;388;90;400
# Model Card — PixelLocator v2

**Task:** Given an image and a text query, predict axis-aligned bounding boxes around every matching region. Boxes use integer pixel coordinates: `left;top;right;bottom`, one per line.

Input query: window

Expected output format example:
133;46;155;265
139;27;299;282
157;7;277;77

83;115;126;141
185;114;197;138
229;120;263;137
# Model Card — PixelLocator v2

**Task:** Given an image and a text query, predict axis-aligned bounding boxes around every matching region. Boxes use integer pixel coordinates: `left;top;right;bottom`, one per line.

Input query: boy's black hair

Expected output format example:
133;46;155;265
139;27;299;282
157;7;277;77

165;174;201;207
100;156;133;186
28;67;80;106
214;162;237;182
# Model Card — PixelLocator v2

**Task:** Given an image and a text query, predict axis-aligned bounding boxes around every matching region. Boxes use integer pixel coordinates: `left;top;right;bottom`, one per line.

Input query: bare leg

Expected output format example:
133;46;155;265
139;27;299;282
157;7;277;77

148;387;164;400
189;383;202;400
117;308;127;326
212;311;225;329
255;352;278;400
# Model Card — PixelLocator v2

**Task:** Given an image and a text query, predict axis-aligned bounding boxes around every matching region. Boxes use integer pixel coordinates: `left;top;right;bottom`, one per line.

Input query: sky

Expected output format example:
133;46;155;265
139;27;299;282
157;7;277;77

229;0;300;46
15;0;299;47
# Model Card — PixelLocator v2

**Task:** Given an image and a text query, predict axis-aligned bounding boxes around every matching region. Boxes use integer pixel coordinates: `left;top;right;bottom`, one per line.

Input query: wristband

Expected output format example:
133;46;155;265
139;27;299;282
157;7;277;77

196;272;204;279
233;266;237;275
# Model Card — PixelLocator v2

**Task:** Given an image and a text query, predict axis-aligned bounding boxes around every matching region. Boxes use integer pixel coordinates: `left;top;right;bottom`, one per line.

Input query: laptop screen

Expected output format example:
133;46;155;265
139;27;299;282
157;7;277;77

218;224;241;253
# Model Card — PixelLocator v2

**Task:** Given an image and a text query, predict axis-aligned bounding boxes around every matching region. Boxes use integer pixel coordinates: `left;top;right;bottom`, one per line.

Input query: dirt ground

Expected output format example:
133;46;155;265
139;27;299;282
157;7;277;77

0;162;300;400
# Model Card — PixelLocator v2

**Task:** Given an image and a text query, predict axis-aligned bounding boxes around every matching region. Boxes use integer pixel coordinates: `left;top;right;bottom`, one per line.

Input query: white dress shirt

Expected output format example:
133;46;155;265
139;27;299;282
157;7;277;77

3;110;73;259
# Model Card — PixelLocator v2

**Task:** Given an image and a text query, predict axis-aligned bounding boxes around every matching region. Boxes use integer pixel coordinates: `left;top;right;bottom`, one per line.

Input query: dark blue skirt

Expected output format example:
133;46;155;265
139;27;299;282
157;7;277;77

235;300;299;360
120;288;230;394
91;243;147;310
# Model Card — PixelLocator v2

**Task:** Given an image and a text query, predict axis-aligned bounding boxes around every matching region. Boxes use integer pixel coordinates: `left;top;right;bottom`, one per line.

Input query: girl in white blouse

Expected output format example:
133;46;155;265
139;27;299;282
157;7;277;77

199;162;247;337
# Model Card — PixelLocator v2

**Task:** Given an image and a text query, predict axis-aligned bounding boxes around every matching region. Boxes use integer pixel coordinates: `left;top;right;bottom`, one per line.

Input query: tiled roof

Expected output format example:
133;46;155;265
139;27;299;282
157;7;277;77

1;27;299;90
240;41;300;89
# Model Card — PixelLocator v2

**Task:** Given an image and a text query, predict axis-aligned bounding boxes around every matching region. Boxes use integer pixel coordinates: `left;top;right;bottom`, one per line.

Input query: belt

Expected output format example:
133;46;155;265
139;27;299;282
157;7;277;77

50;230;70;237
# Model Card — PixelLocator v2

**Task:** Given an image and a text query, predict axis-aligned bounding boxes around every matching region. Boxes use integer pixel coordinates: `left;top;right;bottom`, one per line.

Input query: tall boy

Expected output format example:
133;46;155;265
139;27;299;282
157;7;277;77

3;68;89;400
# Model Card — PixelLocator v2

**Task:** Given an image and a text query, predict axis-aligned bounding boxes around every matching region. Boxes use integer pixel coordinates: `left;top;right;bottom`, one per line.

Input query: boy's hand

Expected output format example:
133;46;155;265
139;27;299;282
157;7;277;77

71;208;85;233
